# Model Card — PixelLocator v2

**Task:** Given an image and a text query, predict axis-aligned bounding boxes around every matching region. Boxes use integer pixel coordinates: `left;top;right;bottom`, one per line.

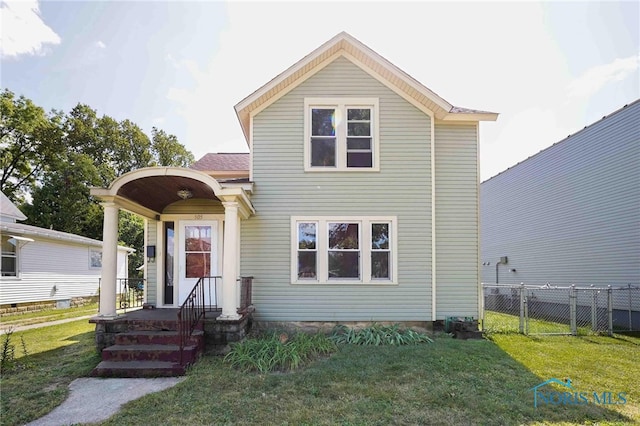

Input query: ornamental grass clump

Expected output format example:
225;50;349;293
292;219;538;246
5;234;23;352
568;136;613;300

224;331;337;373
330;323;434;346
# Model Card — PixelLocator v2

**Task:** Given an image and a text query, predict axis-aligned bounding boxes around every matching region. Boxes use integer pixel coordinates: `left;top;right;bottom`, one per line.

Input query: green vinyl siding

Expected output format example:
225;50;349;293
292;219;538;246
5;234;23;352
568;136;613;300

242;56;433;321
434;122;479;318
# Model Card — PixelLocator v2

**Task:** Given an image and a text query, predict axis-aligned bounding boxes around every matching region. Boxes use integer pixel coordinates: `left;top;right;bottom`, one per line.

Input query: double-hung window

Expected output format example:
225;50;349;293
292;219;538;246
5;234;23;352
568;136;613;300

1;236;18;277
292;217;397;284
304;98;379;171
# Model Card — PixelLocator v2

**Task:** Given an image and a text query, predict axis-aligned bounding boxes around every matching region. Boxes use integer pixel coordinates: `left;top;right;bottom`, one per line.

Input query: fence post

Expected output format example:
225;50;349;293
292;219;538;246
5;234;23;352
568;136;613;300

570;285;577;336
607;286;613;336
629;284;633;331
519;283;526;334
591;285;598;332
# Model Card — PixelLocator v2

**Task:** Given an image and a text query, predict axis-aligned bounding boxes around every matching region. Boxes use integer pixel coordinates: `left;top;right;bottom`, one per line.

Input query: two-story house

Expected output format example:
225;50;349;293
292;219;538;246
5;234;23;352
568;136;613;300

89;32;497;376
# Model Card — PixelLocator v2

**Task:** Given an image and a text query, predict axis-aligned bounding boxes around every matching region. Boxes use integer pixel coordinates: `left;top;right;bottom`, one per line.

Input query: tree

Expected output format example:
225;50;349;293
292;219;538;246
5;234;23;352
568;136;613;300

22;152;102;236
151;127;194;167
118;211;145;278
0;89;64;203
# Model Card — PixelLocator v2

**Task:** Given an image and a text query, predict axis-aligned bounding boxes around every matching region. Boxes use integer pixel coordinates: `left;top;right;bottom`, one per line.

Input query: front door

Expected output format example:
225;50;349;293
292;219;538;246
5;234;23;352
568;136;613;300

178;221;218;306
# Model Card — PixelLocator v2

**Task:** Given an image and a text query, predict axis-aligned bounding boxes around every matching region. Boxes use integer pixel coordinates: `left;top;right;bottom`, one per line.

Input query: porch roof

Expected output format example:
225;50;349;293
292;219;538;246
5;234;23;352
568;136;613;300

91;167;254;219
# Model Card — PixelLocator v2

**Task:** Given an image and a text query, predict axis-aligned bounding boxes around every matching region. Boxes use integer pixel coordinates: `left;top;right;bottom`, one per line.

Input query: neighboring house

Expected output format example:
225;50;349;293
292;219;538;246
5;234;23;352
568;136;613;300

91;32;498;327
0;191;132;312
480;100;640;287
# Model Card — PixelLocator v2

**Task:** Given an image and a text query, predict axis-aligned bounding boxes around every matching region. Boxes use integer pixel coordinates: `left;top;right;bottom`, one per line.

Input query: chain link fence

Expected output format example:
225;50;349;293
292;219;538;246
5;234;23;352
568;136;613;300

482;284;640;335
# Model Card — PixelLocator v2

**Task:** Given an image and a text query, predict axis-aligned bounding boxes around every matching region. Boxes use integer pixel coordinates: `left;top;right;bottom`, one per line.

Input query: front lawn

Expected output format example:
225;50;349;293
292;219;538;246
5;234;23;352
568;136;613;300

2;320;637;426
103;334;638;426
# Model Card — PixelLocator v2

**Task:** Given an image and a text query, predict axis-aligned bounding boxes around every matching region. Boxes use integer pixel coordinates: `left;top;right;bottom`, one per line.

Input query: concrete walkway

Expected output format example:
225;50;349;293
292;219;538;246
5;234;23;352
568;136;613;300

0;315;96;334
4;313;186;425
26;377;186;426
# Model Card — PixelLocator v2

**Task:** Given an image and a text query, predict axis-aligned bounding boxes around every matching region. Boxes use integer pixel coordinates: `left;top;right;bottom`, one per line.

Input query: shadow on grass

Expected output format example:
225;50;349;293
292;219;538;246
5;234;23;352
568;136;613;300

101;337;634;426
0;330;100;426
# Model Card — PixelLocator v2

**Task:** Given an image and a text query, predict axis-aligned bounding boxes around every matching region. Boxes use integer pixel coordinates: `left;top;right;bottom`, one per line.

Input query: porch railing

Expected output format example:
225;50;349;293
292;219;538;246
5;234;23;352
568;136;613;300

97;278;145;313
117;278;145;312
239;276;253;313
177;276;254;365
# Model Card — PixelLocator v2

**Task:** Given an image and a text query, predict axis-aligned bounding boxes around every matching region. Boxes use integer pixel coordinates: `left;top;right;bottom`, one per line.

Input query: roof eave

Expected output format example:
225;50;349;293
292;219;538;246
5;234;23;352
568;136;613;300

442;112;499;122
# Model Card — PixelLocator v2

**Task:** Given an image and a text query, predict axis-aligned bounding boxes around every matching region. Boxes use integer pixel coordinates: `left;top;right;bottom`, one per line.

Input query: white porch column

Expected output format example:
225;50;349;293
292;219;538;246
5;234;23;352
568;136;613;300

220;200;241;320
99;202;119;317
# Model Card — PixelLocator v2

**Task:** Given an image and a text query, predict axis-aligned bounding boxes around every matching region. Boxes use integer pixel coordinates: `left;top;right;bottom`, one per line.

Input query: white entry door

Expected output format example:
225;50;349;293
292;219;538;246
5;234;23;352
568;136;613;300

178;221;218;306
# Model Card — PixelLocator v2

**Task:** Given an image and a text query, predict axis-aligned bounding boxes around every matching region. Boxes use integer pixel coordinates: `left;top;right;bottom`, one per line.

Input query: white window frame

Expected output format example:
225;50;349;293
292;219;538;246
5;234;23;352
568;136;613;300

304;98;380;172
291;216;397;285
1;235;19;278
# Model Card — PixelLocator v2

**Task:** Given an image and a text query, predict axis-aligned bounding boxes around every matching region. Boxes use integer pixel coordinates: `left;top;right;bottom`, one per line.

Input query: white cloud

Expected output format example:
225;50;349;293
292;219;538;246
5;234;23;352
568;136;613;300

0;0;61;58
567;54;640;99
95;40;106;49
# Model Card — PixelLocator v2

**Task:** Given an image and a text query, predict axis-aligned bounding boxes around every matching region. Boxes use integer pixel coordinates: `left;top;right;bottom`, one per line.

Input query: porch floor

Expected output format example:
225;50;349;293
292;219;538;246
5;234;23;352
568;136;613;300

117;308;222;321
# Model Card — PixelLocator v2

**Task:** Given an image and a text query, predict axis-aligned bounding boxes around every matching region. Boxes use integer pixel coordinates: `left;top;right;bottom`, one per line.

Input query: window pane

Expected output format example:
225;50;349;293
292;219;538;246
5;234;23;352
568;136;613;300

186;253;210;278
1;257;16;276
311;138;336;166
371;223;389;249
347;152;373;168
298;252;317;278
328;252;360;278
347;122;370;137
311;108;336;136
1;237;16;255
328;223;359;249
347;138;371;150
371;252;390;279
298;223;316;249
185;226;212;251
347;109;370;120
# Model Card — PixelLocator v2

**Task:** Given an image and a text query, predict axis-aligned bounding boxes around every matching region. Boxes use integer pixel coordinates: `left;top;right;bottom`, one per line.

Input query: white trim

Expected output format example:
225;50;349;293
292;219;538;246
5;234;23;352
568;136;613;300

249;114;254;182
291;216;398;285
303;98;380;172
475;123;483;320
342;51;437;121
431;117;437;321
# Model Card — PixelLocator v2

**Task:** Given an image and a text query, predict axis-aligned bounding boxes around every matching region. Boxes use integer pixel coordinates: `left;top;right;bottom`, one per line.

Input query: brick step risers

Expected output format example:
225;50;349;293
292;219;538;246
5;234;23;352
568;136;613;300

91;361;186;378
101;344;200;364
91;320;205;378
115;330;204;346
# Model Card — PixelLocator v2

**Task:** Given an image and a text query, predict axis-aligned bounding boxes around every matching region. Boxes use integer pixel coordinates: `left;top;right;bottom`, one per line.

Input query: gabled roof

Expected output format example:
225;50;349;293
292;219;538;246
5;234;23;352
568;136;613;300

234;31;498;144
0;191;27;222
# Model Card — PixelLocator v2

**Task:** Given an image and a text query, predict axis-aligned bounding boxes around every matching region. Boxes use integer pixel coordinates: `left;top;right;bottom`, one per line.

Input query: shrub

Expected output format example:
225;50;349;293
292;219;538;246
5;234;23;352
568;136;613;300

224;331;337;373
330;323;434;346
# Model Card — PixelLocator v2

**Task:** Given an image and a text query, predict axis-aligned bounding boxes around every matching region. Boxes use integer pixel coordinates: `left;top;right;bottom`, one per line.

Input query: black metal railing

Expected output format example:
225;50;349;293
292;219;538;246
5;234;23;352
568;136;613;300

117;278;145;312
239;276;253;313
178;276;218;365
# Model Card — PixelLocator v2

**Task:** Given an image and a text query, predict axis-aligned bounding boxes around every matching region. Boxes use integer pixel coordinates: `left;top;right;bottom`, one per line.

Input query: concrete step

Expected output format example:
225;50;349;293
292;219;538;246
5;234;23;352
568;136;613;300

91;360;186;378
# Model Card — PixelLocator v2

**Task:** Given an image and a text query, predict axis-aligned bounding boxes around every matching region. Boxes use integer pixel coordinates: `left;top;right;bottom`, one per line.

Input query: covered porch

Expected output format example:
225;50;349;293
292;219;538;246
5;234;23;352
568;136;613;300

89;167;255;375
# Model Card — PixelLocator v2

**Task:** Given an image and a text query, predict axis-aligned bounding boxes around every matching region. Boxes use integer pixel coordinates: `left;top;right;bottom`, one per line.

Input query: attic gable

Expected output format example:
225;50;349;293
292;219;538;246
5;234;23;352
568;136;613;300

234;32;497;144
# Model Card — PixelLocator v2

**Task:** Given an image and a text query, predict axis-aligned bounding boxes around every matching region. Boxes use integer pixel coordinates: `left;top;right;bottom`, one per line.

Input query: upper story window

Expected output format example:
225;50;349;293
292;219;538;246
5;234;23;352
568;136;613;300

304;98;379;171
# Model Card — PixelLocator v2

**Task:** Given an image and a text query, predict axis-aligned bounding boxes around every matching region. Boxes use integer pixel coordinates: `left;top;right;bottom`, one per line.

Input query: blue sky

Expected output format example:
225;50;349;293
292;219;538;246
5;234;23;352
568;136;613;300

1;1;638;180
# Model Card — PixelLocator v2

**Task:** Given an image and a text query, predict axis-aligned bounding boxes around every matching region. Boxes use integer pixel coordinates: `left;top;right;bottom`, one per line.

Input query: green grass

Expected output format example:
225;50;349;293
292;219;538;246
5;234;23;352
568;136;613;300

330;323;434;345
3;318;638;426
0;303;98;328
101;334;638;426
0;319;100;426
483;311;594;335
